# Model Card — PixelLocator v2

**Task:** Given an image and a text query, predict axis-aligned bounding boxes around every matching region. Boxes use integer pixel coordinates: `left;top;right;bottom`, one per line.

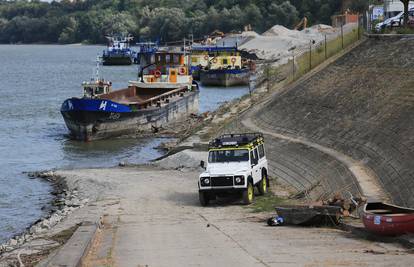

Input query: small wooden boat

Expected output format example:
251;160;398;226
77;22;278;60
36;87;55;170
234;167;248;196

275;205;341;226
362;202;414;236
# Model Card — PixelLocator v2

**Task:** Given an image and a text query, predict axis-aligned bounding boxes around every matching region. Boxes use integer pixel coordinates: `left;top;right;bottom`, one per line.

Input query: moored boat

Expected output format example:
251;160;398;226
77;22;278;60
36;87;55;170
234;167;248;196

362;202;414;236
193;46;251;87
200;68;250;87
61;50;198;141
102;35;135;65
275;205;341;226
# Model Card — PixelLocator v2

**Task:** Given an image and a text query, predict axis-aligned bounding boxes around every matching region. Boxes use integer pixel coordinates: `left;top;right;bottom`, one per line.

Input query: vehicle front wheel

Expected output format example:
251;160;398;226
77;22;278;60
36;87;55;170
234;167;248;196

199;191;210;206
242;182;254;205
258;172;268;195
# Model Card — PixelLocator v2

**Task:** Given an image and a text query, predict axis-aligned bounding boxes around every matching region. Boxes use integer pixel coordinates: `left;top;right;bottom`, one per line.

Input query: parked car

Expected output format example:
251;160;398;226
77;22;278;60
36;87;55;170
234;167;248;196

198;133;269;206
376;9;414;31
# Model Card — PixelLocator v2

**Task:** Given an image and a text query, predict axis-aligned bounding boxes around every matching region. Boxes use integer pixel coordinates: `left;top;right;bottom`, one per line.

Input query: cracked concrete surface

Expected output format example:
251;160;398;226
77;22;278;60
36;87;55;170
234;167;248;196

54;166;413;267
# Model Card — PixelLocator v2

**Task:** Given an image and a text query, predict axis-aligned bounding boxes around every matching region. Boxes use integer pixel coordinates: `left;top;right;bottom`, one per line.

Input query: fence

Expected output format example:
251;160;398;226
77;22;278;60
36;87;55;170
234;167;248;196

257;17;364;91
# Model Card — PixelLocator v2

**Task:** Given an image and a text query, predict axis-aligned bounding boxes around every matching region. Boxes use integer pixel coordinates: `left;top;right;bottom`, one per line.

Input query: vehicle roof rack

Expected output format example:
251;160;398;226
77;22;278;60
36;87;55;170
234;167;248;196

209;133;264;148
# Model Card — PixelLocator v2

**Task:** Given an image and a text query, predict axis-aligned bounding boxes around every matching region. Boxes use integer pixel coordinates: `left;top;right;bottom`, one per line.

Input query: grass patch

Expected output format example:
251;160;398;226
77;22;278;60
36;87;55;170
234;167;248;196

295;29;361;78
396;27;414;34
249;191;286;213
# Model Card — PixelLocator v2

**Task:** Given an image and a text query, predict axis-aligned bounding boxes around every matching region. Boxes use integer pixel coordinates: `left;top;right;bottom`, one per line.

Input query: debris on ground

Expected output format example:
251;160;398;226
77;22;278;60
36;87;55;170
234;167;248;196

322;192;366;217
267;215;285;226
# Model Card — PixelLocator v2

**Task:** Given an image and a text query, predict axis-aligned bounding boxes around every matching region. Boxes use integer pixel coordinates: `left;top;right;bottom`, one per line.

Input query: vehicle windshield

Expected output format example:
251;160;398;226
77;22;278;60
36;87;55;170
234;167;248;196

208;149;249;163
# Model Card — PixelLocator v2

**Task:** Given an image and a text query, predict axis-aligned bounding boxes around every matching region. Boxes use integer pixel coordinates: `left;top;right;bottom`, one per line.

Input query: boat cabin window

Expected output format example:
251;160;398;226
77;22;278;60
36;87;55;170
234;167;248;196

95;87;105;95
223;58;228;65
84;87;94;97
173;55;179;64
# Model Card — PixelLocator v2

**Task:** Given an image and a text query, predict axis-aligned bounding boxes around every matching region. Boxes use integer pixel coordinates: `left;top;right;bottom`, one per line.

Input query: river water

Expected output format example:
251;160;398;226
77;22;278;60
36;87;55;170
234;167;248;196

0;45;249;243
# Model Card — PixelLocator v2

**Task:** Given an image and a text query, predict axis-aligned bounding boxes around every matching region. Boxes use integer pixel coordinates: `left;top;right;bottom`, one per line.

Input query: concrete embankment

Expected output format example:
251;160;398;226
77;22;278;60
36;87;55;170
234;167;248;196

254;36;414;207
216;36;414;207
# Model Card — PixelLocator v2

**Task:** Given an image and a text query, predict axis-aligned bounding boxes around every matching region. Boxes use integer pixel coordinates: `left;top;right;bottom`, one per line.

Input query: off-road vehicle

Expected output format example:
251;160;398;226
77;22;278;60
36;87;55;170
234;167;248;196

198;133;269;206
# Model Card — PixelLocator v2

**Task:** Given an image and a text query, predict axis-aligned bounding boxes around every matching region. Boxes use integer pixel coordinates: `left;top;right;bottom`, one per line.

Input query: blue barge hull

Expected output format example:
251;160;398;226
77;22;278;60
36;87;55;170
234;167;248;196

61;85;199;141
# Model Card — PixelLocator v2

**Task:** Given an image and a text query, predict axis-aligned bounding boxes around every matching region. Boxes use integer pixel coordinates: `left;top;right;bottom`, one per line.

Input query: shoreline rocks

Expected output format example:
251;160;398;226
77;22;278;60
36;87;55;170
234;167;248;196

0;171;88;256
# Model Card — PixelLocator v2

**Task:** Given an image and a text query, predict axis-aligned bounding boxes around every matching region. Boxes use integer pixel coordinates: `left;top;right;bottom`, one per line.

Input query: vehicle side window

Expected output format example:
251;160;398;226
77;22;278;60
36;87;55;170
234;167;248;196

258;144;265;158
254;148;259;163
251;149;258;166
250;151;255;166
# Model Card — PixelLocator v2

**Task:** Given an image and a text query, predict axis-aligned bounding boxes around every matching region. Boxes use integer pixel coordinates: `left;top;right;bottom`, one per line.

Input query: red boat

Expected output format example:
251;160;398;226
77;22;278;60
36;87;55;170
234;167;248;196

362;202;414;236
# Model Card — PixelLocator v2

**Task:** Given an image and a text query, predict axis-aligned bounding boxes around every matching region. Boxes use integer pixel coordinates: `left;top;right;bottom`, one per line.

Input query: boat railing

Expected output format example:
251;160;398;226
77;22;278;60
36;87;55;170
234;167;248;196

135;86;189;109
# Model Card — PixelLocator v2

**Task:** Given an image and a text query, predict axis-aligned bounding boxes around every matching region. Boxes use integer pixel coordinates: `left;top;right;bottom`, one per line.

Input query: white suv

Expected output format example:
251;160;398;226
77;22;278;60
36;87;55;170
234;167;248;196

198;133;269;206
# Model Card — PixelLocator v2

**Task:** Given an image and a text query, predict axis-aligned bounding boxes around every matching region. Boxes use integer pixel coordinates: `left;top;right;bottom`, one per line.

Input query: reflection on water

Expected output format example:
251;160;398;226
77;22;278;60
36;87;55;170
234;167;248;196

61;137;169;169
0;44;249;243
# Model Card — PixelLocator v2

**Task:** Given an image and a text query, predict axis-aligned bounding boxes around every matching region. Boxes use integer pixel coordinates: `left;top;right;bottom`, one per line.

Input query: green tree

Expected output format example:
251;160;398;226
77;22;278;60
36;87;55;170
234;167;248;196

140;7;187;42
267;1;299;29
242;4;262;31
58;17;78;44
349;0;368;13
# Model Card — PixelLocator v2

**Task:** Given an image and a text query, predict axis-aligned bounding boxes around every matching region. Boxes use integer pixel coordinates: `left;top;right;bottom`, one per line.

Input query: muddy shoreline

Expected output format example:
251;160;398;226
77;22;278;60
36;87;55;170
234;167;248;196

0;81;263;266
0;171;83;252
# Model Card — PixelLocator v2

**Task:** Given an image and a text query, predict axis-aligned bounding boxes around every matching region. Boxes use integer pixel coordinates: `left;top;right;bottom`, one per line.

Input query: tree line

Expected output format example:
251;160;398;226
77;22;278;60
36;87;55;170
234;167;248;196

0;0;367;44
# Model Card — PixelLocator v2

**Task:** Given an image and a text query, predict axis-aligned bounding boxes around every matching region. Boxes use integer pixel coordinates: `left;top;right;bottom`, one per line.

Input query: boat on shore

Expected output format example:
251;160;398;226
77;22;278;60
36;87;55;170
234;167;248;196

362;202;414;236
61;50;198;141
192;46;251;87
102;35;135;65
275;205;341;226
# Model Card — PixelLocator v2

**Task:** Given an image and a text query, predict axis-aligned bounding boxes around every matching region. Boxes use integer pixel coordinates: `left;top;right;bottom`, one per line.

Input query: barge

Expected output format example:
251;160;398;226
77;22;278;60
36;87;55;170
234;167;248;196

192;46;251;87
200;68;250;87
61;51;198;141
102;35;136;65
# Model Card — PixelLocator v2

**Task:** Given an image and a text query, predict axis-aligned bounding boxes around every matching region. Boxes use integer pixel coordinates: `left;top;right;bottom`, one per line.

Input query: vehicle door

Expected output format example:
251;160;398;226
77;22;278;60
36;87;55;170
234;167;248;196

250;148;261;184
257;143;268;176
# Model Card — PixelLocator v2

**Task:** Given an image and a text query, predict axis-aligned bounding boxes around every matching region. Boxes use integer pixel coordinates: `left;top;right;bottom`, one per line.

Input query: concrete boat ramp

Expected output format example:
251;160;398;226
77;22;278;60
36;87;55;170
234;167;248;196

38;164;413;267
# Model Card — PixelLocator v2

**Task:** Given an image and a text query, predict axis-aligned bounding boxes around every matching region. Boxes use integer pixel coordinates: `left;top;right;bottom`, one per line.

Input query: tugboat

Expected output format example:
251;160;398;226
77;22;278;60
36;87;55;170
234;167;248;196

61;52;198;141
102;34;135;65
194;46;251;87
133;42;158;64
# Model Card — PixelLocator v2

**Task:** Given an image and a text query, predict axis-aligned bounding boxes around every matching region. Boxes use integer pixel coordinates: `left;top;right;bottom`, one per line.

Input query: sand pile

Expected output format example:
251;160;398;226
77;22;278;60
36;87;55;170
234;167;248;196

237;23;355;62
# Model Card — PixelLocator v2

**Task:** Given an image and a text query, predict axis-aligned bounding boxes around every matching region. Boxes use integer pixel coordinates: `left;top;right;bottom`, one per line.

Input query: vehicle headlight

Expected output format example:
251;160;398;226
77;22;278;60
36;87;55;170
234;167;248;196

201;177;210;186
234;176;244;185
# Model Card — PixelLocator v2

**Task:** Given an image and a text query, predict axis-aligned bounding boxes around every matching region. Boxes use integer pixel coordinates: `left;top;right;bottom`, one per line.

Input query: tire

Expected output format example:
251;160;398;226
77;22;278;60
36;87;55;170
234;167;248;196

258;172;269;195
199;191;210;206
242;182;254;205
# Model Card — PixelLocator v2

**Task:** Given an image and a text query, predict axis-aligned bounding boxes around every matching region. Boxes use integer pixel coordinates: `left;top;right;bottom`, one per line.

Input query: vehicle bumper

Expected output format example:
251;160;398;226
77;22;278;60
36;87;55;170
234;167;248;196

199;187;246;193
